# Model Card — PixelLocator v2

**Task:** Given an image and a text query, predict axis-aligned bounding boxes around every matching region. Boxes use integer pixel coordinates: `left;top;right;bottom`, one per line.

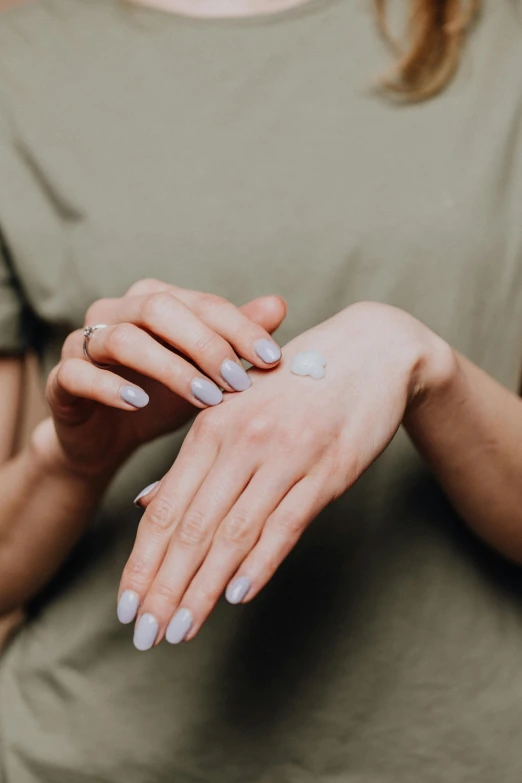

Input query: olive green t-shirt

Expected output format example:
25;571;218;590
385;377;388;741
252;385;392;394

1;1;522;781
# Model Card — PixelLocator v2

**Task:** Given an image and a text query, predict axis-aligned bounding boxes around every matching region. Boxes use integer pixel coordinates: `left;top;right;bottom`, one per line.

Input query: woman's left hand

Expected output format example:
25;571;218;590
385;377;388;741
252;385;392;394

119;302;454;649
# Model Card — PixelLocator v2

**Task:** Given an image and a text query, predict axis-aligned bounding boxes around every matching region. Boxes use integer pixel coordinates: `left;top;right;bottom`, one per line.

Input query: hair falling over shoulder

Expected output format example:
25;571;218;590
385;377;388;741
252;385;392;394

116;0;480;101
375;0;480;100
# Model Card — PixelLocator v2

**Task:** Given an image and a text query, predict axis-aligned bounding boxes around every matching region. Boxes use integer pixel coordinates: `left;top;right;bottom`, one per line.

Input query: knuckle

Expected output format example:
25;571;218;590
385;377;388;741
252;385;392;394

277;427;301;452
177;510;208;547
196;292;225;313
220;511;255;547
228;319;249;344
273;511;305;539
149;579;178;604
197;581;221;608
126;278;163;297
105;323;135;355
145;496;176;532
244;414;271;444
194;328;219;355
190;409;223;441
124;555;152;588
84;298;111;325
141;292;172;324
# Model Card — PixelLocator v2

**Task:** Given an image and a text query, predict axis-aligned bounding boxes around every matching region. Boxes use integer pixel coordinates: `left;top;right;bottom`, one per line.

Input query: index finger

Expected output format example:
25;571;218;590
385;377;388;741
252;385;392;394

125;281;284;369
172;289;283;368
124;280;286;334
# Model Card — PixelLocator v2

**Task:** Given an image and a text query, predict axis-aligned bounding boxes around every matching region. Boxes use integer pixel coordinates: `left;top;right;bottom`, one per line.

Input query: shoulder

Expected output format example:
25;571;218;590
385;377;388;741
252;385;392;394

0;0;122;127
0;0;63;43
0;2;66;100
0;0;27;13
0;0;116;67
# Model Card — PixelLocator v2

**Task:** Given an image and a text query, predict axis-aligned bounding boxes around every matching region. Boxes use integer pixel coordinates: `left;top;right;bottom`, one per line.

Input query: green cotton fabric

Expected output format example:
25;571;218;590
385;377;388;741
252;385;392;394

1;0;522;780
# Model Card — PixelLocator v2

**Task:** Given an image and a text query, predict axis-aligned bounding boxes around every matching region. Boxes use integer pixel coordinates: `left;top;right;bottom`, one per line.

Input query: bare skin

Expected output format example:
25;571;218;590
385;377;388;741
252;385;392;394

1;285;522;643
0;1;520;649
123;302;522;648
130;0;314;20
0;282;286;614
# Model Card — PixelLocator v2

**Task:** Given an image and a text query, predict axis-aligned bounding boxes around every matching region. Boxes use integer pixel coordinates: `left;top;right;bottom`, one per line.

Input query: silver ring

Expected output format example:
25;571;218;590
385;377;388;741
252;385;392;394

83;324;112;368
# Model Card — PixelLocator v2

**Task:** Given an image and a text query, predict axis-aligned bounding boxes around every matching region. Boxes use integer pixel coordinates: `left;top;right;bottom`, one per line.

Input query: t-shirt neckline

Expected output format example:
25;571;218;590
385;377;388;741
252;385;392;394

125;0;333;27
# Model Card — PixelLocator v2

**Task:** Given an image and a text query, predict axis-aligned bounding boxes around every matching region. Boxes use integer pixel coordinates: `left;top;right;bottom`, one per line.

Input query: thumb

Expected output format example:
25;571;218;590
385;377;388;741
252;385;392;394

239;295;287;334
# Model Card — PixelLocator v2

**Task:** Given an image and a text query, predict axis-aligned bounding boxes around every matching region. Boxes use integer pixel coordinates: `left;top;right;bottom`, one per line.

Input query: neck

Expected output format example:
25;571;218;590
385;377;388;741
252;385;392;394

129;0;313;19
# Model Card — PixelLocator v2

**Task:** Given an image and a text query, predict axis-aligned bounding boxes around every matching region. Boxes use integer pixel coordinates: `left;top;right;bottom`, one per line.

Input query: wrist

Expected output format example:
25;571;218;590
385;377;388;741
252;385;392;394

405;328;459;415
333;302;458;411
29;417;123;490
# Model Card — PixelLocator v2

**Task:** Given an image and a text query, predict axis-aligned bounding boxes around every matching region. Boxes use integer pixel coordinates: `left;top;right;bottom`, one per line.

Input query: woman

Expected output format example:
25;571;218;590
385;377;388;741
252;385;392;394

1;0;522;780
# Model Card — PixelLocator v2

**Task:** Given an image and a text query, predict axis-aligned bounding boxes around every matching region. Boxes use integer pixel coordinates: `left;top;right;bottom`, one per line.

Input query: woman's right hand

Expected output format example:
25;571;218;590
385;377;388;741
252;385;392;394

32;278;286;480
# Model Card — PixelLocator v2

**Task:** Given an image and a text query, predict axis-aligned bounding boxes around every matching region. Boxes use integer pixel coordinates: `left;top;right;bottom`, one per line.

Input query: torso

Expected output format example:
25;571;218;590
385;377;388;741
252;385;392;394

0;1;521;781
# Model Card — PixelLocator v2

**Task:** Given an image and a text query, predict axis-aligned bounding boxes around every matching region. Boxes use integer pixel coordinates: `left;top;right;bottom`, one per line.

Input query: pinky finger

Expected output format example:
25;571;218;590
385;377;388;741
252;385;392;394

133;479;163;509
47;358;150;421
220;476;331;609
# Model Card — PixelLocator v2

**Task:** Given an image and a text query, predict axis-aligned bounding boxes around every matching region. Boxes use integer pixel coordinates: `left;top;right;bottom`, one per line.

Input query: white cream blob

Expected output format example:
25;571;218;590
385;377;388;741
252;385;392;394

290;350;327;379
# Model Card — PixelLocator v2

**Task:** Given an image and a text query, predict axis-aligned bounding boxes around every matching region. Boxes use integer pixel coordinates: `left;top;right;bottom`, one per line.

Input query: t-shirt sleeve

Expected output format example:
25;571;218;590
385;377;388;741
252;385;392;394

0;236;29;354
0;98;41;356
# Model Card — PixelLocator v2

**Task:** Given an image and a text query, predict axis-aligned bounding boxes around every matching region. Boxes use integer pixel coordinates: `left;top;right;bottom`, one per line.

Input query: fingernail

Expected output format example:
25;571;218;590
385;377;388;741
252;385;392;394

166;608;193;644
133;613;159;651
220;359;252;392
225;576;252;604
191;378;223;406
254;339;281;364
117;590;140;624
133;480;160;507
120;385;149;408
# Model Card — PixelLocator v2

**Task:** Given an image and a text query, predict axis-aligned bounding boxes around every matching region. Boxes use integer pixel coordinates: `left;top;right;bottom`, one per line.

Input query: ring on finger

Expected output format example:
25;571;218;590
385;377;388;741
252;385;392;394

83;324;113;368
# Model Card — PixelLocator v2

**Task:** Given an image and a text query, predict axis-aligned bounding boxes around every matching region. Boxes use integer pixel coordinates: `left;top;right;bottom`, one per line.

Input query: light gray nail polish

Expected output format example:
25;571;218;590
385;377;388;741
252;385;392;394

166;608;193;644
120;385;149;408
254;339;281;364
133;481;160;507
226;576;252;604
220;360;252;392
117;590;140;624
133;613;159;652
191;378;223;406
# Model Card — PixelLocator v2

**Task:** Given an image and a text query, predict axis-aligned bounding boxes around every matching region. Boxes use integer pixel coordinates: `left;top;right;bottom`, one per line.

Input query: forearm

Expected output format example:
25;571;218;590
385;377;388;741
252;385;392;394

0;357;23;463
405;350;522;563
0;437;116;614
